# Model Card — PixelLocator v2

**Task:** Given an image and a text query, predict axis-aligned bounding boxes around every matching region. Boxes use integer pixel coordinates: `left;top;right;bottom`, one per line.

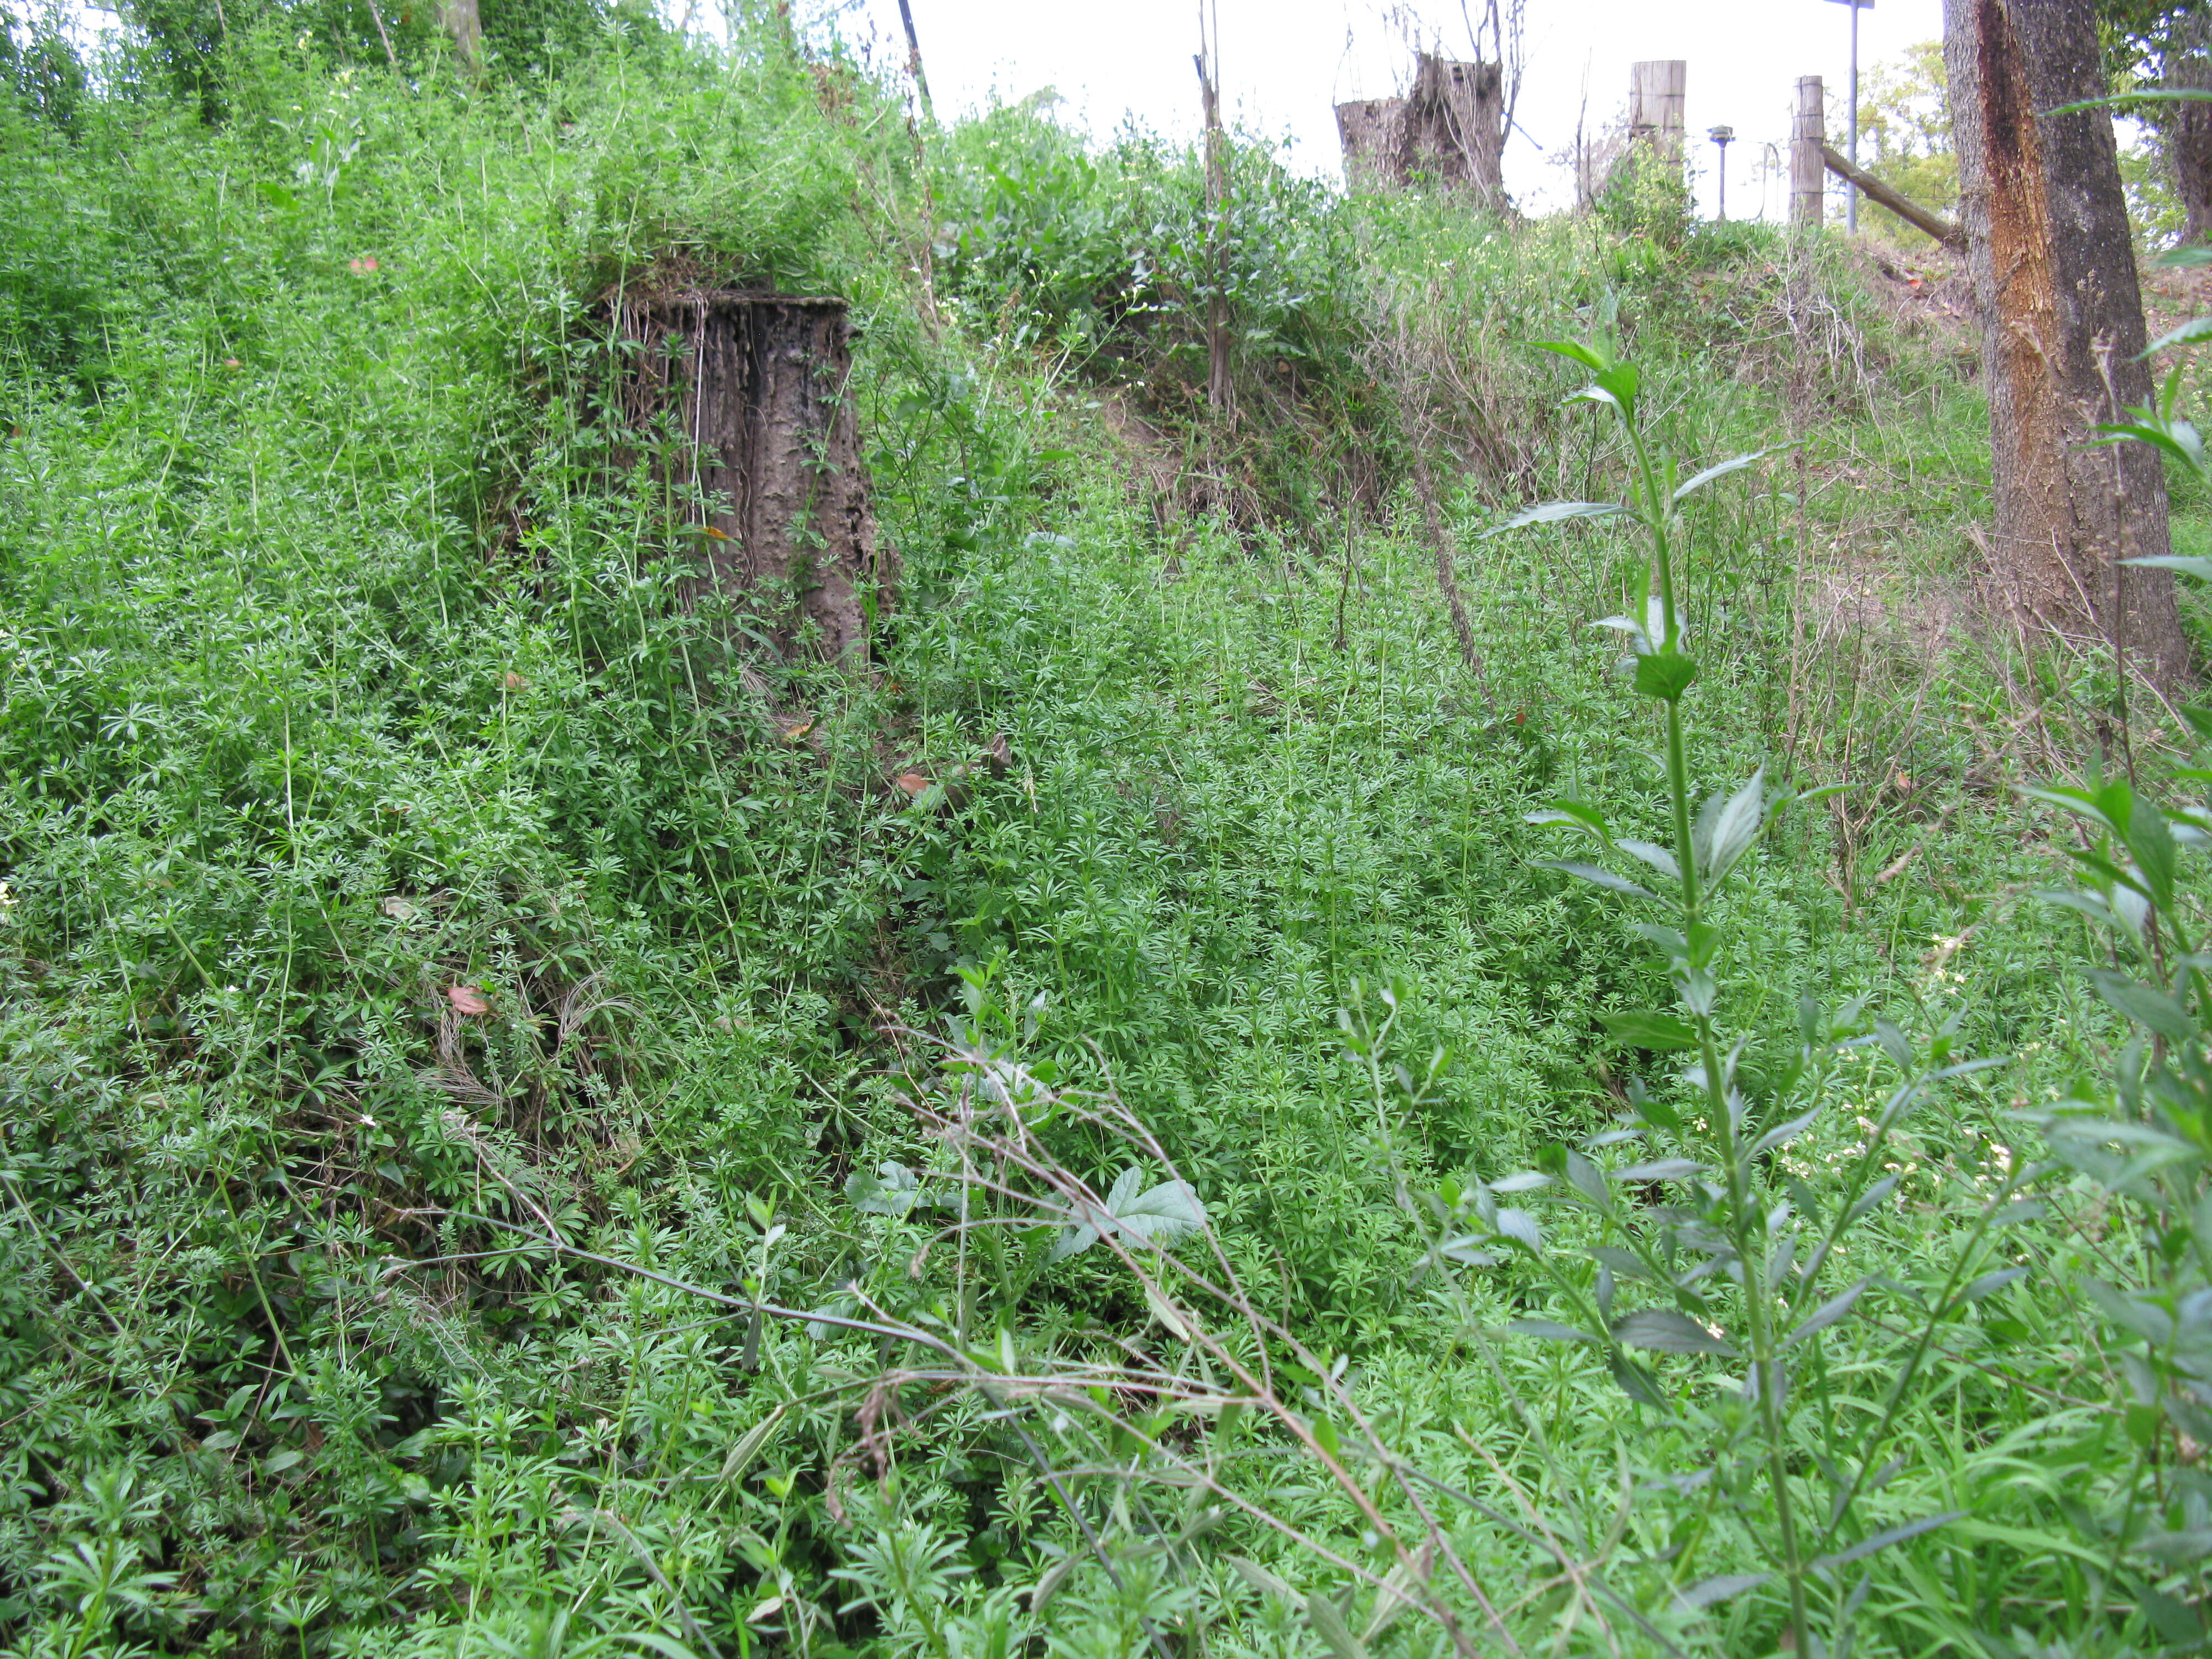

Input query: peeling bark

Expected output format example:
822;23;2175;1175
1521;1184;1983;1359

1945;0;2187;687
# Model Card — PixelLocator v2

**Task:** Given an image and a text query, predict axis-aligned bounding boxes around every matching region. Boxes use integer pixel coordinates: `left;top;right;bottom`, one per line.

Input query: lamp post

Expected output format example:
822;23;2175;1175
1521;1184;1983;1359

1709;125;1735;221
1823;0;1873;233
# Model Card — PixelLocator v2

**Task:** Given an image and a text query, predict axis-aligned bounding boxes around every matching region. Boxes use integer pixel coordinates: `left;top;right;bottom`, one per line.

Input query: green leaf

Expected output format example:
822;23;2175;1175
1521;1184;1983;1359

1672;1572;1768;1613
1613;1308;1736;1356
1600;1010;1698;1050
1505;1318;1596;1343
847;1162;920;1217
1306;1593;1368;1659
1783;1277;1869;1348
1485;500;1625;538
1694;770;1766;882
1609;1157;1704;1182
2086;970;2194;1043
1533;860;1659;902
1052;1168;1208;1262
1225;1556;1298;1603
1672;446;1788;504
1534;339;1611;372
1808;1511;1966;1572
2123;799;2180;911
1632;651;1699;701
1614;838;1681;881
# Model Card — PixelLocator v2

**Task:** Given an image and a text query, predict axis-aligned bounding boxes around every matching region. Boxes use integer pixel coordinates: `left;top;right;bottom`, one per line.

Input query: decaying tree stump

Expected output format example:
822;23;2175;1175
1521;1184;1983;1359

1944;0;2186;689
1335;53;1506;203
611;293;892;666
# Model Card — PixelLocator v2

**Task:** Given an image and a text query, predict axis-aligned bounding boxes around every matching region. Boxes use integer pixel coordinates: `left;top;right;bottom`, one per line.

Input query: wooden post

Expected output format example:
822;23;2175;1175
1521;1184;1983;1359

1629;60;1687;166
1194;31;1233;416
1945;0;2186;688
1792;76;1826;226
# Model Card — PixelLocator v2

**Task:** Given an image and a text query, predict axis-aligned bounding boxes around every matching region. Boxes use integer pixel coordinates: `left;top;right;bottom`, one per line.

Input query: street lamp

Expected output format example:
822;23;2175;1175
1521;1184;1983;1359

1709;126;1735;221
1823;0;1874;233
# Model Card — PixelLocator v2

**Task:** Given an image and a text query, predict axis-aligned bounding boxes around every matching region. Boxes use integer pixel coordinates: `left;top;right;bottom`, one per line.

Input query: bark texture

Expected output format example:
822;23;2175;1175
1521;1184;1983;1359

1334;54;1505;202
1944;0;2187;686
612;294;891;666
2154;15;2212;245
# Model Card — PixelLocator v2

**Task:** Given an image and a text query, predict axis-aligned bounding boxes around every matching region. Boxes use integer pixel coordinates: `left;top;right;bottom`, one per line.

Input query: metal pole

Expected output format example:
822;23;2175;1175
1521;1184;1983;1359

1846;0;1859;233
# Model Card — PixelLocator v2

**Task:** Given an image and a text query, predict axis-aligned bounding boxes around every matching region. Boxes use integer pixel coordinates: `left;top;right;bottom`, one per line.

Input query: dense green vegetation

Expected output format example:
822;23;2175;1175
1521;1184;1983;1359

9;8;2212;1657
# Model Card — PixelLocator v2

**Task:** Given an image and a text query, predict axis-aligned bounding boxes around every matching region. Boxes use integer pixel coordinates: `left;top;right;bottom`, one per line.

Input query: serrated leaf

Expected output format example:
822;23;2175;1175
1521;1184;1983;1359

1614;1307;1736;1355
1600;1010;1699;1050
1633;651;1699;701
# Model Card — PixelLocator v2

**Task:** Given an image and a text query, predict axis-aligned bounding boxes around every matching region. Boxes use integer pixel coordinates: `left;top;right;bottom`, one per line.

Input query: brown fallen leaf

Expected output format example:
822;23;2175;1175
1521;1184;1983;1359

380;896;418;921
783;721;815;742
894;772;931;798
503;671;529;691
447;984;490;1016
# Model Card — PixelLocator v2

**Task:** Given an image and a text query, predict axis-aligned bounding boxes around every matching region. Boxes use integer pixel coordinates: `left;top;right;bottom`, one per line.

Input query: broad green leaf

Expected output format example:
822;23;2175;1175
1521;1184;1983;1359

1534;339;1610;372
1783;1277;1869;1348
2086;970;2194;1043
847;1162;920;1217
1614;839;1681;881
1808;1510;1965;1572
1307;1593;1368;1659
1485;500;1625;538
1609;1157;1704;1182
1694;771;1766;881
1506;1318;1595;1342
1600;1010;1698;1050
2130;552;2212;580
1672;446;1788;504
1534;859;1659;902
1614;1308;1736;1356
1672;1573;1768;1613
1633;651;1699;701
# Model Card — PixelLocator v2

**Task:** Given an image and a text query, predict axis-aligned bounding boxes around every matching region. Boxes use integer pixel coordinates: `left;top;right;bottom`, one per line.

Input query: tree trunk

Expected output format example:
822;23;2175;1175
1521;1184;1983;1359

1334;55;1506;203
440;0;480;71
1944;0;2187;689
1194;46;1233;416
612;293;892;667
2155;16;2212;245
1335;98;1411;190
1407;53;1507;205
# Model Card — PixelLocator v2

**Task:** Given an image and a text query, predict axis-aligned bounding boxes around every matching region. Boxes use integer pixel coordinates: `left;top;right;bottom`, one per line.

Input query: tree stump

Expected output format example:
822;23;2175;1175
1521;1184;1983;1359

1334;54;1505;203
611;292;892;666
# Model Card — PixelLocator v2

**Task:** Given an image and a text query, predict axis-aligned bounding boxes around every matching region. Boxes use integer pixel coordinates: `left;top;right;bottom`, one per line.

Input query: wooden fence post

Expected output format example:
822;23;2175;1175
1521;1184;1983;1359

1792;76;1826;226
1629;60;1687;166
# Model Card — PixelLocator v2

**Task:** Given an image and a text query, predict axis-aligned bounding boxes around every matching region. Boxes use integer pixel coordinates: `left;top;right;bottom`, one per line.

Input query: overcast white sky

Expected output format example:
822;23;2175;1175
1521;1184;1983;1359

825;0;1948;216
